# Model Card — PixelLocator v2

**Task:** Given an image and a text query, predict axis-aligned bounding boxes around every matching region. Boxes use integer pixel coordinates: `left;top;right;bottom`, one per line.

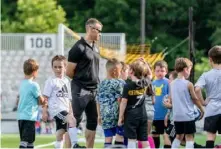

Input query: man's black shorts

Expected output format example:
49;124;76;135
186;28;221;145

124;117;147;141
18;120;35;143
54;111;68;131
71;82;97;131
152;120;165;134
204;114;221;134
174;120;196;134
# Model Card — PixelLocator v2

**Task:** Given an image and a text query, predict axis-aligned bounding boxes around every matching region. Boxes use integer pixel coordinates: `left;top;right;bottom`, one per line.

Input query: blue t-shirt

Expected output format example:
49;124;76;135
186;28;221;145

17;79;41;121
96;79;124;129
153;78;169;120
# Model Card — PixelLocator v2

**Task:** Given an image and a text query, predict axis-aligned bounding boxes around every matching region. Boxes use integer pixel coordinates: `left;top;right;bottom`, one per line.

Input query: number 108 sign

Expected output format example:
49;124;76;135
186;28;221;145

25;34;56;51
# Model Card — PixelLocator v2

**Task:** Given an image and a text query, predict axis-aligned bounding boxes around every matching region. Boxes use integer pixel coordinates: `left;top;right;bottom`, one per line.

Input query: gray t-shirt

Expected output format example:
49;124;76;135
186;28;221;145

195;69;221;117
171;79;195;121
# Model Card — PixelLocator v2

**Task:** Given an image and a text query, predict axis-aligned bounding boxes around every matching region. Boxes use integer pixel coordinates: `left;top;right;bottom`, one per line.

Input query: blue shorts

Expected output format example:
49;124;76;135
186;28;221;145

104;126;124;137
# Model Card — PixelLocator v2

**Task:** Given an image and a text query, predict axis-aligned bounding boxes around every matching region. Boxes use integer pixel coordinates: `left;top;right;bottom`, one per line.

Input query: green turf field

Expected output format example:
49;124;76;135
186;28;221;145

1;134;221;148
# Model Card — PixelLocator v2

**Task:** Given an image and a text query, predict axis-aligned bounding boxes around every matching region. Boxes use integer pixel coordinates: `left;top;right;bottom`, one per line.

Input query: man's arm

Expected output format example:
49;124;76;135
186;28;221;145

66;62;77;79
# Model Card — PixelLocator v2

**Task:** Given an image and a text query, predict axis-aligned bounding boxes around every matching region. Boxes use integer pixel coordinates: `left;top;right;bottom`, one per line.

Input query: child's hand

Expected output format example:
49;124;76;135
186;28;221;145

199;109;205;120
118;117;124;126
98;116;102;125
42;111;48;122
163;99;172;109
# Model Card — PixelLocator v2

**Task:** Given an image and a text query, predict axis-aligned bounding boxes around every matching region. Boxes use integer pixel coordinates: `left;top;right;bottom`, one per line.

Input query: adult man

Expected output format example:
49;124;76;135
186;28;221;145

66;18;102;148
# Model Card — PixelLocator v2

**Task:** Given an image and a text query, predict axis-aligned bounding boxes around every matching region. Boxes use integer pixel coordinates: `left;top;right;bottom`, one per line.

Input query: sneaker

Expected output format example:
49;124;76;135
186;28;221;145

73;143;86;148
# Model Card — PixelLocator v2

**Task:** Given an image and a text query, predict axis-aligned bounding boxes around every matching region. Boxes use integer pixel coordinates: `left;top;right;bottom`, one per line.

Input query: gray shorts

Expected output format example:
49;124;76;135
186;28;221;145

144;100;154;121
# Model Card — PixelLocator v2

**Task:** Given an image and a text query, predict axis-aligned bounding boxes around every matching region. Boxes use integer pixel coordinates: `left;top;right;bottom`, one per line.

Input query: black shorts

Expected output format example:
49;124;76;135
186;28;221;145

71;82;97;131
204;114;221;134
124;117;147;141
54;111;68;131
174;120;196;134
166;123;176;142
152;120;165;134
18;120;35;143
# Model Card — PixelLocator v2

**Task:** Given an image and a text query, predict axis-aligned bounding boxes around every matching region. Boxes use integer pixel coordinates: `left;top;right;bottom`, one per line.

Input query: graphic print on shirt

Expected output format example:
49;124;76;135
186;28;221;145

154;84;164;96
56;84;69;98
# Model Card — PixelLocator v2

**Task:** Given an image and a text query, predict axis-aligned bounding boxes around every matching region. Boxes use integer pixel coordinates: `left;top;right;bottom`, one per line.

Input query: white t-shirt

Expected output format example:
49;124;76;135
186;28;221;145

43;76;72;117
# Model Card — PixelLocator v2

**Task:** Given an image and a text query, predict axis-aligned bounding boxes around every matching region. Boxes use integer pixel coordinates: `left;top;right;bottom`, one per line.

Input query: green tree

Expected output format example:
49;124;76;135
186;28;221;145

2;0;67;33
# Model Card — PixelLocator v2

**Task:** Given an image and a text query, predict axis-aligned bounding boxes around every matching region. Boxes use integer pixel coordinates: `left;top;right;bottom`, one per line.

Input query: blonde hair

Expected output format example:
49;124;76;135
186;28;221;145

23;59;39;75
130;60;146;79
175;57;193;72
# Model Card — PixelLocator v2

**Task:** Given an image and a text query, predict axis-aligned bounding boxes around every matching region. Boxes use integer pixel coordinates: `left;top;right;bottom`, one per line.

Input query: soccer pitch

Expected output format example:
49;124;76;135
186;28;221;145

1;134;221;148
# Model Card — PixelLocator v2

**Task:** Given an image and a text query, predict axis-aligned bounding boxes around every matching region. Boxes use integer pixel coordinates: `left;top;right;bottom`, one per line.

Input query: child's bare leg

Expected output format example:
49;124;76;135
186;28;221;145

115;134;124;145
104;137;113;147
171;134;184;149
206;132;216;148
147;120;152;135
185;134;194;148
163;133;171;148
68;106;81;147
64;132;71;148
141;140;149;148
55;129;65;149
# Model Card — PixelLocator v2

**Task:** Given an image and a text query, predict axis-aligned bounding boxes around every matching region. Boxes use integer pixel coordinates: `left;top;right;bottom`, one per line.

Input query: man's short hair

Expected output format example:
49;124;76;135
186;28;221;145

153;60;168;71
208;46;221;64
51;55;67;67
175;57;193;72
23;59;39;75
106;58;121;71
86;18;103;27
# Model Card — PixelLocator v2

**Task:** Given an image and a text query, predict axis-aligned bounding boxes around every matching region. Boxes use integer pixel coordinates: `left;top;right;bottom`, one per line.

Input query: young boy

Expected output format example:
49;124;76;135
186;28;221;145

17;59;46;148
152;60;169;148
195;46;221;148
42;55;84;149
170;57;204;149
96;58;125;148
118;60;151;148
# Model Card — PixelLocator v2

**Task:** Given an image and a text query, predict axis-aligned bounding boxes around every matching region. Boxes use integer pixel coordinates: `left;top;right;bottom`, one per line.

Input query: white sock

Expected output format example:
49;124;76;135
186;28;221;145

172;138;181;149
68;127;78;146
54;141;63;149
128;141;136;148
186;141;194;149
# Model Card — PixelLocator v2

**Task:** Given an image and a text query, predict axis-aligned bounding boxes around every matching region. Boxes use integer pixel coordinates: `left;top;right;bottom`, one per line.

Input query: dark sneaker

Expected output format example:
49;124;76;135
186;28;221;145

73;143;86;148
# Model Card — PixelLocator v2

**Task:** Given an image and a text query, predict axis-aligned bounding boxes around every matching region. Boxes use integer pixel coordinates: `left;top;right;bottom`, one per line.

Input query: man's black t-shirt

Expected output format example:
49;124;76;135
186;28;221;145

122;79;148;120
68;37;99;90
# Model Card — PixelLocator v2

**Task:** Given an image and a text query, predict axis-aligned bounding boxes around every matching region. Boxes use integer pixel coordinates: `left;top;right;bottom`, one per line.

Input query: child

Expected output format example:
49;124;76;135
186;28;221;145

170;57;204;149
120;61;130;81
195;46;221;148
96;58;125;148
152;60;169;148
42;55;84;149
118;60;151;148
17;59;46;148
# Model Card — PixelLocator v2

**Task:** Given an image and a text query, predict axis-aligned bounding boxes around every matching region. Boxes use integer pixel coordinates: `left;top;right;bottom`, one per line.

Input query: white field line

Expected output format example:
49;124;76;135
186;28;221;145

35;138;104;148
